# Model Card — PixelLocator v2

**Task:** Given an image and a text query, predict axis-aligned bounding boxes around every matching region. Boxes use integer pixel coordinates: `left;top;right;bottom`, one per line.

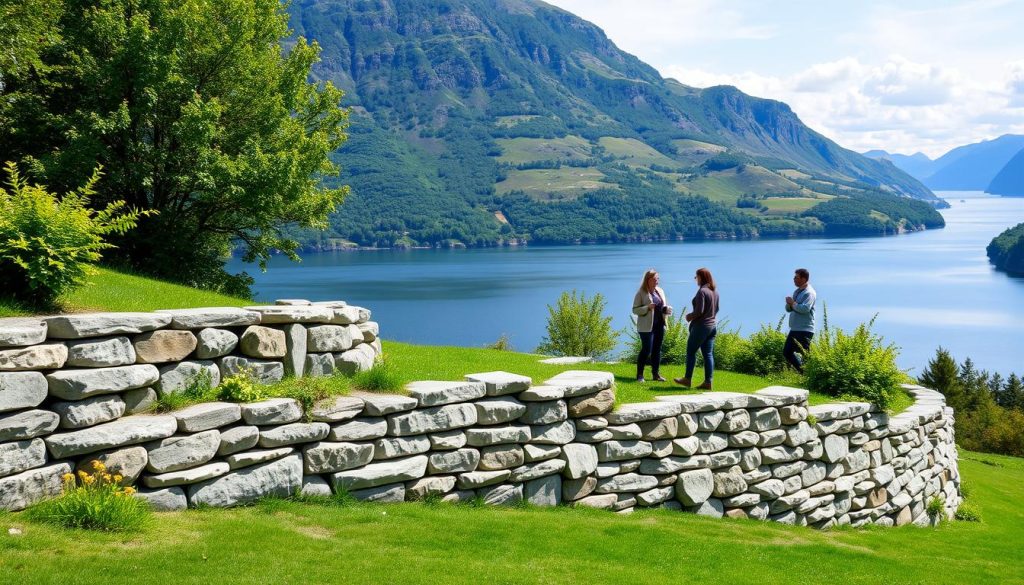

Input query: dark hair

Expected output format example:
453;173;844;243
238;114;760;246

696;267;716;291
795;268;810;280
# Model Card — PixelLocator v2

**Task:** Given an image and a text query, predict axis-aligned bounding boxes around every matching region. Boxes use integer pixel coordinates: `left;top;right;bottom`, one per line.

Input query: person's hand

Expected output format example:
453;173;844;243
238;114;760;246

685;312;693;322
664;306;673;316
648;303;656;310
785;296;794;306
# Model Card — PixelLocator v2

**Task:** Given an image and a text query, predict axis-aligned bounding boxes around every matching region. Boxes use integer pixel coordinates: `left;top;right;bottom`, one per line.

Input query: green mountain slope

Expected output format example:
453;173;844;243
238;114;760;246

287;0;942;248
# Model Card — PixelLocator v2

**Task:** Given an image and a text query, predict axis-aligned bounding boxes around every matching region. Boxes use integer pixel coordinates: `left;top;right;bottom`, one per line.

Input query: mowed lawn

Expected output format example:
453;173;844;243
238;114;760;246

0;452;1020;584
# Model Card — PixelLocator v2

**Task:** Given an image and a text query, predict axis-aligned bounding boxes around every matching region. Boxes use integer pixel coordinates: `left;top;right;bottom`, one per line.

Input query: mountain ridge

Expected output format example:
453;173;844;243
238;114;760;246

287;0;942;249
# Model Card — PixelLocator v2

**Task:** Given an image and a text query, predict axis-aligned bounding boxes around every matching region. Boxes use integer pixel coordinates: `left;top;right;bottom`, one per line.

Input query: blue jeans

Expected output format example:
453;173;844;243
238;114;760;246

637;327;665;379
685;324;717;382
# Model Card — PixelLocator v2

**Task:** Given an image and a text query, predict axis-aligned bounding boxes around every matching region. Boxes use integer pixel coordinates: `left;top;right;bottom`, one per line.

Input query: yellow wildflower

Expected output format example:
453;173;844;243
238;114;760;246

114;474;124;483
123;486;136;495
61;472;75;482
92;460;106;472
83;475;96;485
77;470;88;479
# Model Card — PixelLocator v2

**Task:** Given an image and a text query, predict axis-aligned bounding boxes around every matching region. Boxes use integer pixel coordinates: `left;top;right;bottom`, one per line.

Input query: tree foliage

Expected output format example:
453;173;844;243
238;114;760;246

0;0;349;294
986;222;1024;274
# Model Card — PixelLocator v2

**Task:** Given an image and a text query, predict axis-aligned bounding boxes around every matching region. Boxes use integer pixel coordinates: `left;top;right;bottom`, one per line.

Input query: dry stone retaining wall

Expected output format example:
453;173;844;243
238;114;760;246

0;305;960;528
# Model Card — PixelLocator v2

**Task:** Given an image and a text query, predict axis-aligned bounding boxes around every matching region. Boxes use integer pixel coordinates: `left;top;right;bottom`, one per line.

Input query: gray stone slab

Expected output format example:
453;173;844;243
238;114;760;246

518;385;566;401
65;336;135;367
310;395;365;423
464;371;532;396
0;409;59;442
226;447;294;470
282;323;306;378
244;305;334;324
529;420;576;445
474;396;527;425
134;487;187;511
0;343;67;371
561;443;599;479
52;395;125;429
509;459;565;482
241;398;302;426
407;380;486;407
387;403;477;436
195;328;238;359
47;364;160;400
304;353;335;377
44;414;177;459
304;441;374;474
374;435;431;459
0;438;46;479
519;400;568;425
350;483;405;503
328;417;387;441
567;388;615;417
331;454;428;491
144;461;231;488
538;356;593;365
327;306;361;325
465;425;531;446
606;402;682;425
217;425;259;456
239;326;286;359
457;469;510;489
258;422;329;448
0;372;47;413
0;462;71;511
155;307;261;329
525;474;561;506
543;370;613;396
147;430;220;473
428;430;466;450
406;476;457;500
187;454;302;506
478;483;522;506
45;313;171;339
755;386;810;405
74;445;148;485
596;440;653;462
333;345;375;375
173;402;242;433
301;475;333;498
0;318;47;348
428;448;480;474
351;392;417;416
306;325;355;353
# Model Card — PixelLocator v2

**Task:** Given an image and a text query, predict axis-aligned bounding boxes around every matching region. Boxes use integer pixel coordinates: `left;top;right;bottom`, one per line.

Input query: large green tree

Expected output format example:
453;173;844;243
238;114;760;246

0;0;348;294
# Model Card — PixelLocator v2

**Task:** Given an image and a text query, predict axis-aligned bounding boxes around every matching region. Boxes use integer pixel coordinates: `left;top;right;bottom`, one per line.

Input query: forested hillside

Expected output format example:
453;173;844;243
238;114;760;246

285;0;943;248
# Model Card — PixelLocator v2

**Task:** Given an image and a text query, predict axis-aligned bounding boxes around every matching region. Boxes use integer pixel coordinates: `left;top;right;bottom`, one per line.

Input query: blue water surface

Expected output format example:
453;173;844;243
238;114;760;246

230;192;1024;375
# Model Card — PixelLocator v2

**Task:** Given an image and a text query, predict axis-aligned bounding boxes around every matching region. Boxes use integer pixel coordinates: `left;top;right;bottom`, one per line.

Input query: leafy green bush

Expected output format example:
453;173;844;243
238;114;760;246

621;315;688;365
217;371;266;402
537;290;617;359
0;163;149;306
351;358;403;393
803;312;903;409
28;460;148;531
954;501;982;522
926;496;944;520
711;327;748;372
732;321;789;376
485;334;514;351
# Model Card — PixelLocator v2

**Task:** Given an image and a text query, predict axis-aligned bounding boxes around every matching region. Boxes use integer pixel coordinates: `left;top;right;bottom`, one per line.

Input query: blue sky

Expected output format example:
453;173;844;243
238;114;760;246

545;0;1024;158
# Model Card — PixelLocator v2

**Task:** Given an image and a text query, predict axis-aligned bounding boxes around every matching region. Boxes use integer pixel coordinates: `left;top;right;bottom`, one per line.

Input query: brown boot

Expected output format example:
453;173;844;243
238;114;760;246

673;377;691;387
697;381;713;390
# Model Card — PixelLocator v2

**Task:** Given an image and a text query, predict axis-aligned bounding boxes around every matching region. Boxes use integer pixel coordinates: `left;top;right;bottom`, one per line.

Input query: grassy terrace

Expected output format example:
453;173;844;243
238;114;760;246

0;266;912;411
0;452;1020;584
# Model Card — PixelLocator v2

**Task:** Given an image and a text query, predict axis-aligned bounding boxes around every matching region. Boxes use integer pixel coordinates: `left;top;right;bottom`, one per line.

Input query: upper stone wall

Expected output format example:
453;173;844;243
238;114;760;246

0;304;960;529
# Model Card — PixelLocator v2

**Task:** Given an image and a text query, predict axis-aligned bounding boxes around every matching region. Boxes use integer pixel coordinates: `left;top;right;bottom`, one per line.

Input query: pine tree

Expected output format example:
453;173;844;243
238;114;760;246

920;347;965;409
1003;374;1024;411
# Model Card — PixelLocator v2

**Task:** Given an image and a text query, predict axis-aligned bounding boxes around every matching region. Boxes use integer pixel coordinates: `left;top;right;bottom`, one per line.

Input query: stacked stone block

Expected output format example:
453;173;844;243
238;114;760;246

0;306;960;528
0;301;379;511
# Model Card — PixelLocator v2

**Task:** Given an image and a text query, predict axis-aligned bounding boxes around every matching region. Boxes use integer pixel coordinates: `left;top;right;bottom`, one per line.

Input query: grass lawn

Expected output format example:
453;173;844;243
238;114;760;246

0;267;251;317
495;167;610;199
1;451;1019;584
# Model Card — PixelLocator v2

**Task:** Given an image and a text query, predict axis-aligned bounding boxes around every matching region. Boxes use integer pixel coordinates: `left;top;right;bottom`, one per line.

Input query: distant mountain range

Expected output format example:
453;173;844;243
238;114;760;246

286;0;943;249
864;134;1024;195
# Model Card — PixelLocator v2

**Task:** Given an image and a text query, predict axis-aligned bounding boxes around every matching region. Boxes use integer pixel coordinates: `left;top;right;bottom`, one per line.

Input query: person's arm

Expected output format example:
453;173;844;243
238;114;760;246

792;289;815;314
658;287;669;314
632;291;649;316
689;290;706;322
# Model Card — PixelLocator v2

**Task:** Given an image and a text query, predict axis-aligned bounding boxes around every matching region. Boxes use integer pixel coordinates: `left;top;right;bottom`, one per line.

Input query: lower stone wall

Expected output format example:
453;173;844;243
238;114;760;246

1;362;960;528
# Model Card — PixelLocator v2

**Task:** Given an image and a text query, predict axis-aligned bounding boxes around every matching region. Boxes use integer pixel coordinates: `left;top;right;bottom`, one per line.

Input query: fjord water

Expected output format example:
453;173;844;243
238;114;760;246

232;192;1024;375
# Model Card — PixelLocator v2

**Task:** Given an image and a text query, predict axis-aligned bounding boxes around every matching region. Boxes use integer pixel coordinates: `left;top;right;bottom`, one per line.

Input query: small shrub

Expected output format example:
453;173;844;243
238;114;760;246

621;314;688;365
351;358;403;393
485;334;514;351
733;320;789;376
926;496;944;519
269;374;350;419
710;327;748;372
0;163;151;306
217;370;266;402
803;311;903;409
28;460;148;531
155;368;216;411
954;501;982;522
806;413;818;426
537;290;617;359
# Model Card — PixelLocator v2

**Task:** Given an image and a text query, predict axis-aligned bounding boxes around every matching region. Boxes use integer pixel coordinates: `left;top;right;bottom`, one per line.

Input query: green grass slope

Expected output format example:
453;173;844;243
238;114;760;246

1;452;1019;584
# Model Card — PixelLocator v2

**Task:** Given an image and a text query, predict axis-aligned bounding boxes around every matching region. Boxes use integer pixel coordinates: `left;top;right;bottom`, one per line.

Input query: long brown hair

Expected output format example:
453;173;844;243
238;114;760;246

639;269;658;292
695;267;716;291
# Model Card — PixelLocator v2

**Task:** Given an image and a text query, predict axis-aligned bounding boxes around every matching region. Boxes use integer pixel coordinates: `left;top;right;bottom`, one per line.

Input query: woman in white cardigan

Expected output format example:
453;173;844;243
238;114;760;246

632;269;672;382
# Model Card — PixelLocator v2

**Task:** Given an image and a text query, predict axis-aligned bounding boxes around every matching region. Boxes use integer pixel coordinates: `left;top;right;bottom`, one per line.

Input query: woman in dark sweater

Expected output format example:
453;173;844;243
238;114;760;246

674;267;720;390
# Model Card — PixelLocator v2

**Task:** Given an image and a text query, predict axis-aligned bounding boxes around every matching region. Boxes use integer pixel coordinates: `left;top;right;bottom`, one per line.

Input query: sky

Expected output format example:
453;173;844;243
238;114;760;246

544;0;1024;159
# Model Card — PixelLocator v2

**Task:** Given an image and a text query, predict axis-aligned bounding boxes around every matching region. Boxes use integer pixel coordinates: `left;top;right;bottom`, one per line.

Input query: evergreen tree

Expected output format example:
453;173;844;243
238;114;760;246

1002;374;1024;411
920;347;964;409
